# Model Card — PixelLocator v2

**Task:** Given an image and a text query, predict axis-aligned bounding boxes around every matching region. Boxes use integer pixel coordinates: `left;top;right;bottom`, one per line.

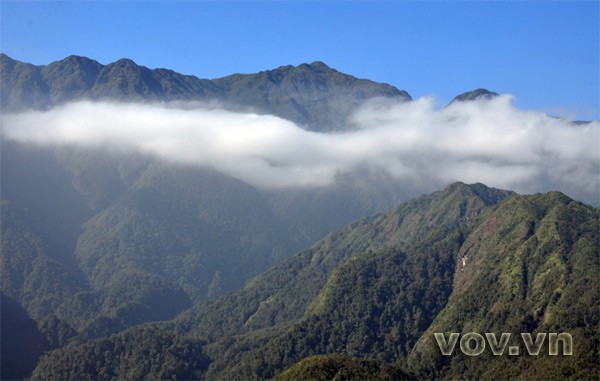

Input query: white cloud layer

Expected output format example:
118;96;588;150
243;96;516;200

2;97;598;204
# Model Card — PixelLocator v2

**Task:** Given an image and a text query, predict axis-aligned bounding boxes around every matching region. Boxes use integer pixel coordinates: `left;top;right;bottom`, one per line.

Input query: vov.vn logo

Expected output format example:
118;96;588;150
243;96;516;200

434;332;573;356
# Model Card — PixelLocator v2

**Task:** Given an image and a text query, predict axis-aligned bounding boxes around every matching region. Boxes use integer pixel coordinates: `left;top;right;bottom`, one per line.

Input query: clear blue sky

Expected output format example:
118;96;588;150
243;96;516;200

1;1;598;119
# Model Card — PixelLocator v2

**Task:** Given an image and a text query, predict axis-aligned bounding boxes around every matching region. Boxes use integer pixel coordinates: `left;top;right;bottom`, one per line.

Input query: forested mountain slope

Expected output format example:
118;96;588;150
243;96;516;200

30;183;598;380
2;54;597;381
1;140;294;340
1;55;415;349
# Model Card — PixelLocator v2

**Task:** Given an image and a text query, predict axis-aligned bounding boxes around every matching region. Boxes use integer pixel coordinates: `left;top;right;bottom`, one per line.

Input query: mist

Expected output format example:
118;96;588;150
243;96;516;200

2;96;598;204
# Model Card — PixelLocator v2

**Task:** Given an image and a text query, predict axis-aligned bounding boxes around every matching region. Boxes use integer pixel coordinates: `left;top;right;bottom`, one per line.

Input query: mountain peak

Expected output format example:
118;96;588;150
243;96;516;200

210;59;410;131
299;61;333;71
443;181;514;205
451;88;499;103
56;55;102;67
45;55;103;73
309;61;330;68
61;54;95;62
0;53;15;63
269;61;335;74
110;58;138;67
0;53;17;71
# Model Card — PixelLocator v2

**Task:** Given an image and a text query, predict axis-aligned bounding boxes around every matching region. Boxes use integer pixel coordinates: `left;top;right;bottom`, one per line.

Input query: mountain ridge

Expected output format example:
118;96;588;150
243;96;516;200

0;53;410;131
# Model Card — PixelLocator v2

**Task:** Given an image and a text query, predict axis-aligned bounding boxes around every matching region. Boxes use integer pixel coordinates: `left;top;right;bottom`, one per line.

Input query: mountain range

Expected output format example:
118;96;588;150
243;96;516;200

1;54;414;331
1;55;598;380
0;54;410;132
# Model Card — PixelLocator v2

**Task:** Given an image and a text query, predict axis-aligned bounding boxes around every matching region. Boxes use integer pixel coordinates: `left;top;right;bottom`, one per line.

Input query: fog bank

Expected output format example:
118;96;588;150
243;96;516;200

2;96;598;204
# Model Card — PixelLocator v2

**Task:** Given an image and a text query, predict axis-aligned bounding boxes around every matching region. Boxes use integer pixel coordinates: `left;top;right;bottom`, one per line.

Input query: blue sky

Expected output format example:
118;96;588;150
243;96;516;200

1;1;598;119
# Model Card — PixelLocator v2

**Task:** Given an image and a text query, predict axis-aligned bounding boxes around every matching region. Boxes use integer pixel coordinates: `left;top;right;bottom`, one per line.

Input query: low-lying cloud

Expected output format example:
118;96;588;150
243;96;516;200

2;96;598;204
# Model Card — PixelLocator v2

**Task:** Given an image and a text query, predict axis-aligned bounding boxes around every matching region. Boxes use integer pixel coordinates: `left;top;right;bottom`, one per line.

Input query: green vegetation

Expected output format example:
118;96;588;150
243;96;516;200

271;354;413;380
211;61;410;131
1;140;296;340
30;326;209;380
1;54;597;380
31;183;598;380
1;115;419;379
407;192;600;380
1;54;409;131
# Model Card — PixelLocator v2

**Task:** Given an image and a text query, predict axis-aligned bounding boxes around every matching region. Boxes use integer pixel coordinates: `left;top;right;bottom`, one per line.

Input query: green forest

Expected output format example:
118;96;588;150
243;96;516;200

1;54;598;380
